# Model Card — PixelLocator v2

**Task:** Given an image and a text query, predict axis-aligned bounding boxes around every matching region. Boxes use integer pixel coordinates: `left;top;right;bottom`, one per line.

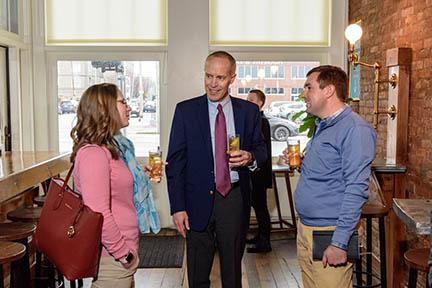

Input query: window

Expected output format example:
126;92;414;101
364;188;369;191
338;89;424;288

264;65;284;79
292;65;311;79
0;0;18;34
45;0;167;45
232;60;319;157
210;0;330;46
0;46;9;153
238;87;252;95
264;87;284;95
291;87;304;101
57;61;160;156
238;64;258;79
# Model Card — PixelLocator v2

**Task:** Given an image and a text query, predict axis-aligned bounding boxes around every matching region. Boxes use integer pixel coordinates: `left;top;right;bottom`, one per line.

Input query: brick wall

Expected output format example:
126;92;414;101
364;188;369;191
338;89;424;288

349;0;432;201
349;1;432;286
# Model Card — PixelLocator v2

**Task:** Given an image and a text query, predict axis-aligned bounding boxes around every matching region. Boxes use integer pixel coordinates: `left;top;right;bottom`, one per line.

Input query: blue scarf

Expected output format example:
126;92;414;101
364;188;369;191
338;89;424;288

114;134;161;234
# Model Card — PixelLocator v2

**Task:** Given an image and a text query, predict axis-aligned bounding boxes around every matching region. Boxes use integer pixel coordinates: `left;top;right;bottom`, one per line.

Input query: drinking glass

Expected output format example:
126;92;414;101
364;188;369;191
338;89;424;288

287;138;301;168
148;150;163;180
228;134;240;154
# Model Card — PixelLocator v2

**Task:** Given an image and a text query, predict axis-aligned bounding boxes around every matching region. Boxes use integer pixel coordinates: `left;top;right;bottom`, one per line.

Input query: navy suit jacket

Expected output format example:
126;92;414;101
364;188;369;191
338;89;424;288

166;94;267;231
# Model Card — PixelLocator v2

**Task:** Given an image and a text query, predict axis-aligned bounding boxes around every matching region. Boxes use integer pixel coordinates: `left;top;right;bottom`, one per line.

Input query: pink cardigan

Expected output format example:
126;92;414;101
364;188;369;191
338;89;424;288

73;144;139;259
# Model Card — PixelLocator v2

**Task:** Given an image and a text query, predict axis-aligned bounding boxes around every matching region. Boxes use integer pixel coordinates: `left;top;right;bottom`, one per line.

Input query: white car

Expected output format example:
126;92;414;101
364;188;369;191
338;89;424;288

267;101;291;116
267;101;306;118
277;102;306;120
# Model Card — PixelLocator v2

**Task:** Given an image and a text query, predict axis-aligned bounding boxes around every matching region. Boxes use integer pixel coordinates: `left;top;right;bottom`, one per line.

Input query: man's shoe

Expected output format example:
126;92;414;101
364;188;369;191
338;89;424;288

246;245;272;253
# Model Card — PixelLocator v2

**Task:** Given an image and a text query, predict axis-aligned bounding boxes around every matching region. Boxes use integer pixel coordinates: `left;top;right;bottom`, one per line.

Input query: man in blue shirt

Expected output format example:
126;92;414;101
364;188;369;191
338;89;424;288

284;65;376;287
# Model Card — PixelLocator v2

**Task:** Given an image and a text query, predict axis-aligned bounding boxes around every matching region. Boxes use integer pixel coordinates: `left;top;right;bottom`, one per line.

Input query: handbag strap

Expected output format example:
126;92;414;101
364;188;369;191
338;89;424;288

61;163;75;192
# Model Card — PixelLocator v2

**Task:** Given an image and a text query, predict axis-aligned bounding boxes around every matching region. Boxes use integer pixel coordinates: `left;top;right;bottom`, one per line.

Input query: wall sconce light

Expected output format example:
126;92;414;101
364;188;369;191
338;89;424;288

345;23;398;129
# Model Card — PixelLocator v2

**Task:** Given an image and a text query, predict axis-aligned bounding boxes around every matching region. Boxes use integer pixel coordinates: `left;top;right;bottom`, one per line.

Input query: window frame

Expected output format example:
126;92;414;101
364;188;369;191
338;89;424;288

46;49;167;157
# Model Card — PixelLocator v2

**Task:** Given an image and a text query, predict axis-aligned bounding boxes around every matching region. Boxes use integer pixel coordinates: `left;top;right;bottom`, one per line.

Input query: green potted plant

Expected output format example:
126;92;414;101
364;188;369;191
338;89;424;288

292;93;316;138
292;93;353;138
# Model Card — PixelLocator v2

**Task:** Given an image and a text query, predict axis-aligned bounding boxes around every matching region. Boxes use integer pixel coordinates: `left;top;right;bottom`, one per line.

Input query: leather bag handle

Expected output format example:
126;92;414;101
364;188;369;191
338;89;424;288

61;163;75;192
52;163;76;209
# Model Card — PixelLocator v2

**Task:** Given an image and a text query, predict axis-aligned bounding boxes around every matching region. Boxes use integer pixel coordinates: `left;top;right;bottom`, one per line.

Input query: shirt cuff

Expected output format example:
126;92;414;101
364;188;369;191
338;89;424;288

330;240;348;251
248;160;258;171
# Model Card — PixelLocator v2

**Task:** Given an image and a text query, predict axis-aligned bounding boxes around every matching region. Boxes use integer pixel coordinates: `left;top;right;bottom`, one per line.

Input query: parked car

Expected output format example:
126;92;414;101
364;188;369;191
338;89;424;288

59;100;77;114
266;114;299;141
129;100;141;118
277;102;306;119
143;101;156;112
267;101;306;119
267;101;291;116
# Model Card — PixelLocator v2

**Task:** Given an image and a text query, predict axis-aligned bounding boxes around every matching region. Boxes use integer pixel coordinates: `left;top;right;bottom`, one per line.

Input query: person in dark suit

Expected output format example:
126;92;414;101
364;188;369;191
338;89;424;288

246;89;273;253
166;51;267;288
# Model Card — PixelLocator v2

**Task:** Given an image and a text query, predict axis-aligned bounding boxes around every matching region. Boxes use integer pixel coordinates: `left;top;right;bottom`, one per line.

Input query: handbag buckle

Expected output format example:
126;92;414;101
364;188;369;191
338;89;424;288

67;226;75;238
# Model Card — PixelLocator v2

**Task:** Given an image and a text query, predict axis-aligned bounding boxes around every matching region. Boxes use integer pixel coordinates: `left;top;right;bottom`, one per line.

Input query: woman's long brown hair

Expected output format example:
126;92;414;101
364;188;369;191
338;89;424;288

70;83;122;162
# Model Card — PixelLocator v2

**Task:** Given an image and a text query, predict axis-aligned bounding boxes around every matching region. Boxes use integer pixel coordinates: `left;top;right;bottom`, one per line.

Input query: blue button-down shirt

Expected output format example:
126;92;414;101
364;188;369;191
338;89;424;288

295;106;377;249
208;96;239;183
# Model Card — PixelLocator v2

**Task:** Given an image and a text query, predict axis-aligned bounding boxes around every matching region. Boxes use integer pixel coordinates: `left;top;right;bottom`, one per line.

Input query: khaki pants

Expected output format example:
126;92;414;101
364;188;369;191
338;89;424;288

92;255;139;288
297;221;353;288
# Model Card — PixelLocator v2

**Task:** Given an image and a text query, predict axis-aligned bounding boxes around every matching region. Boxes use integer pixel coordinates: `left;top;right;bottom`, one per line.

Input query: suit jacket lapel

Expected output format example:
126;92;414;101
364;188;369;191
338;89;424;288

197;95;214;163
231;97;245;149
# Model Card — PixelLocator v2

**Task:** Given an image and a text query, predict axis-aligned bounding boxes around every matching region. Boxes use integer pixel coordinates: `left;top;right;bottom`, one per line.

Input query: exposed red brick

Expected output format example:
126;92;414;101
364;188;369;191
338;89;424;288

350;1;432;286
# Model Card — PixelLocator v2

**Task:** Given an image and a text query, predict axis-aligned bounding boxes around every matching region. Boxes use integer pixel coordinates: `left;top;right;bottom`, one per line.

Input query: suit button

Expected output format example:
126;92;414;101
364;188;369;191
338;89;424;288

209;190;214;195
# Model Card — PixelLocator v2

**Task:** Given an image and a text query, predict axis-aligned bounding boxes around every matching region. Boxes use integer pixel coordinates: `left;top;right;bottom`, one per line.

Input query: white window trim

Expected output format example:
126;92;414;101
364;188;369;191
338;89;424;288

0;0;33;151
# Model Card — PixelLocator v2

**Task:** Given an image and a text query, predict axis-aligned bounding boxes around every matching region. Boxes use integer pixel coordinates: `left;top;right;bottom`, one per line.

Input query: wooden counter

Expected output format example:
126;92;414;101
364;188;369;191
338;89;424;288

393;198;432;235
372;158;407;174
0;151;71;203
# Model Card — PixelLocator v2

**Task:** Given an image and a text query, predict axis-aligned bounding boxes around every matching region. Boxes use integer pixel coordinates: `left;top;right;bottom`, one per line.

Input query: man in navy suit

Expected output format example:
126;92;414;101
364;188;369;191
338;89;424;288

166;51;267;287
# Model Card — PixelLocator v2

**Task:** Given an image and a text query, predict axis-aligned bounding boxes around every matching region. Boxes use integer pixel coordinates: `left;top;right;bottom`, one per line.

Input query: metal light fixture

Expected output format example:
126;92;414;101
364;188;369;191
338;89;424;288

345;23;398;129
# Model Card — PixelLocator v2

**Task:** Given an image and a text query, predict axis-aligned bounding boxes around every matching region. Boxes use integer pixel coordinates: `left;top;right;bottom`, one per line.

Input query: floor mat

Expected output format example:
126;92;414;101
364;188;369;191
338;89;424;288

138;235;185;268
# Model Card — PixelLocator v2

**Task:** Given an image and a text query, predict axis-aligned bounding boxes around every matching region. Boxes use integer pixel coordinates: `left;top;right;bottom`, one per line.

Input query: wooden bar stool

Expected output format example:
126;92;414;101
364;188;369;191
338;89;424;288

0;240;27;288
6;207;57;288
0;223;36;287
6;207;42;224
404;248;429;288
33;196;46;207
354;204;389;288
68;278;84;288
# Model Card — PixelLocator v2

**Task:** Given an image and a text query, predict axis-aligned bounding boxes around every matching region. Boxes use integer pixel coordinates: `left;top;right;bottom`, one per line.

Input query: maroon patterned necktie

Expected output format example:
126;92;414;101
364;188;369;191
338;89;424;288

215;104;231;196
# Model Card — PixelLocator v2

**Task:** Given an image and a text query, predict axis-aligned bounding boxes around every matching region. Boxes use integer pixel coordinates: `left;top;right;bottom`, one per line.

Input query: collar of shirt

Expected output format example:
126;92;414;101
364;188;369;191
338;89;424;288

207;94;231;110
315;105;348;132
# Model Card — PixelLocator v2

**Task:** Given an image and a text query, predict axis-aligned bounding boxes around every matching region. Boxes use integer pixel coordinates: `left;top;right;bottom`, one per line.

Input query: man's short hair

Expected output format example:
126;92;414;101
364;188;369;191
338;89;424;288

205;51;236;75
307;65;348;102
249;89;266;106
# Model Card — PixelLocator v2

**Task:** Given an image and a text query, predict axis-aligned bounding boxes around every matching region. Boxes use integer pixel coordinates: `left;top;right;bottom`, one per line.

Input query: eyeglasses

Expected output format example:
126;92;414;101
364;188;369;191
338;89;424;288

117;99;128;105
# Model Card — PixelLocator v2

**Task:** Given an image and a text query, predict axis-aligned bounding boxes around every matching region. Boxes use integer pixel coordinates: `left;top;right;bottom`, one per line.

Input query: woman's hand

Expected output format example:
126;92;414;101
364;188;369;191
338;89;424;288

120;250;139;270
144;164;164;183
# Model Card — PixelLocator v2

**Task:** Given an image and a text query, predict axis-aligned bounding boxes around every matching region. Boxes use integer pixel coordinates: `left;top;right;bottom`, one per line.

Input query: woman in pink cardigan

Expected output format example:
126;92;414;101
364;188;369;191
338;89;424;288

70;83;159;287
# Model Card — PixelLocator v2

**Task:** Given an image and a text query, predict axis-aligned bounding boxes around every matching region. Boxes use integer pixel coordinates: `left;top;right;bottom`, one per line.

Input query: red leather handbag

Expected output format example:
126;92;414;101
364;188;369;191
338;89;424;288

34;164;103;280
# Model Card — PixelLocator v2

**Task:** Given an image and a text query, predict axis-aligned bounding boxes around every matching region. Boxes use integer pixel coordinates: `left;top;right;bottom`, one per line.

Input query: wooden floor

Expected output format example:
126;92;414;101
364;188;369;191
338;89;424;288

134;235;303;288
73;232;302;288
